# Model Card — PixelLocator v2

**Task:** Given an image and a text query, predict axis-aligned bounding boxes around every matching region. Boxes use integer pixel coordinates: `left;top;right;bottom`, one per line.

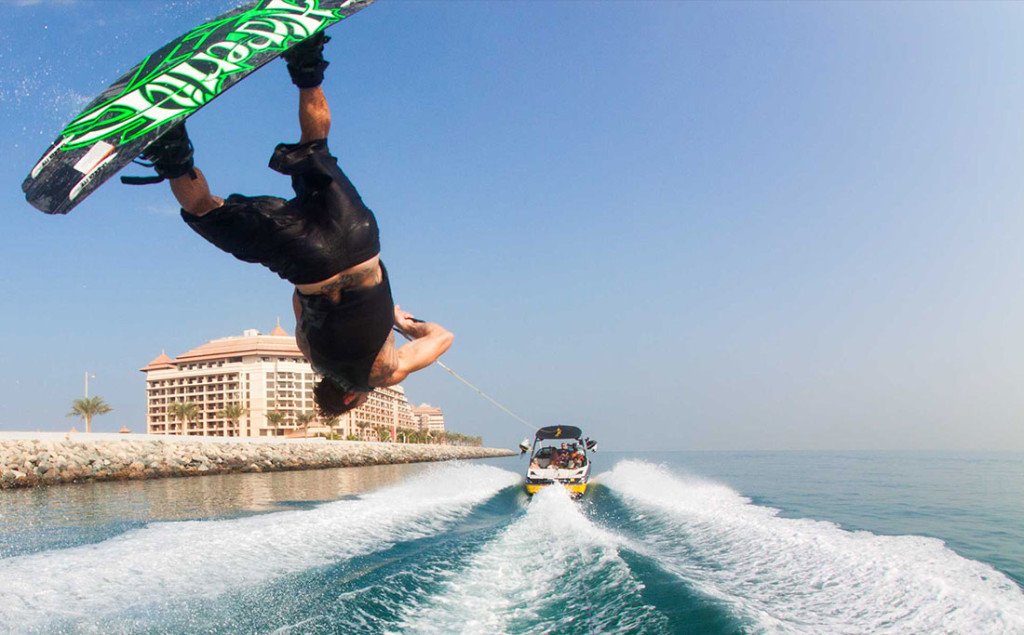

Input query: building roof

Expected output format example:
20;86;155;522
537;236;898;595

140;351;176;372
412;403;443;415
175;331;302;364
140;329;304;372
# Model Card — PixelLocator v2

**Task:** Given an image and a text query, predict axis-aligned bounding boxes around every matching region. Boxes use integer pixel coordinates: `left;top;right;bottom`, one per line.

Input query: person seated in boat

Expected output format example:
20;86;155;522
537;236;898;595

550;444;563;468
558;443;573;468
571;449;586;466
543;446;556;467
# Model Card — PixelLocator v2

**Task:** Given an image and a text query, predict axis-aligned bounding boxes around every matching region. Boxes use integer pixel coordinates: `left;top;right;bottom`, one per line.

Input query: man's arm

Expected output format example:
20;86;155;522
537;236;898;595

375;305;454;386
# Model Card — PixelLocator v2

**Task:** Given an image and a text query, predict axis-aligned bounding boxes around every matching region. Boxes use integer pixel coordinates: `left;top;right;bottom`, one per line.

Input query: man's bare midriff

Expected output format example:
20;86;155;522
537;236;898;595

291;254;398;388
294;255;382;302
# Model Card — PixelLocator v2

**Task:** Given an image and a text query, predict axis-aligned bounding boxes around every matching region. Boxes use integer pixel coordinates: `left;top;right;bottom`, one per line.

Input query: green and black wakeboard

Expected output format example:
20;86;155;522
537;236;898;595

23;0;375;215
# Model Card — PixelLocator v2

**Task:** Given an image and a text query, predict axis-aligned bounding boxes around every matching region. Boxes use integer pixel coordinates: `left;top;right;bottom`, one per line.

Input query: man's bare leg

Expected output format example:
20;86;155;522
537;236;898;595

171;169;224;217
299;86;331;143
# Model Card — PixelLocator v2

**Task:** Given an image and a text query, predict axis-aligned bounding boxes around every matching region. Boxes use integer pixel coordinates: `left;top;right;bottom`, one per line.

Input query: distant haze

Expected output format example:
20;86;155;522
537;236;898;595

2;1;1024;451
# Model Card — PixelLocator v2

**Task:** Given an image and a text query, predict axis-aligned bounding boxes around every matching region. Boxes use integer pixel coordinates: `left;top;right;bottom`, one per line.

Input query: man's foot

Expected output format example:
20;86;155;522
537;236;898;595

121;122;195;185
144;122;194;179
283;32;330;89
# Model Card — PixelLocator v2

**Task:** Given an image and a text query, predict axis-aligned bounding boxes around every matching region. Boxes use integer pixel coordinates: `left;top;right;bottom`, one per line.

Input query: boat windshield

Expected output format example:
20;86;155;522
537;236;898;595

529;439;587;470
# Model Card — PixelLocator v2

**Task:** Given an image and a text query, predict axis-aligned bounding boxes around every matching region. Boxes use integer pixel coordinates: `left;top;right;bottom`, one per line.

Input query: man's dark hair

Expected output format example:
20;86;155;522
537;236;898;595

314;377;362;417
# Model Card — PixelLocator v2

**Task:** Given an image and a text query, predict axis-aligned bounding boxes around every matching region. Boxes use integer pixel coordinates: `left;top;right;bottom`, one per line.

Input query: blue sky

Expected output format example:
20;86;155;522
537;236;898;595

2;1;1024;451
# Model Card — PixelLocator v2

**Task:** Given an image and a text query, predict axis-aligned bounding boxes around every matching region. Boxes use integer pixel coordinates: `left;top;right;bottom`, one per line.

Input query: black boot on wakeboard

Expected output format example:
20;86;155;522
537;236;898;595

283;32;331;89
121;122;195;185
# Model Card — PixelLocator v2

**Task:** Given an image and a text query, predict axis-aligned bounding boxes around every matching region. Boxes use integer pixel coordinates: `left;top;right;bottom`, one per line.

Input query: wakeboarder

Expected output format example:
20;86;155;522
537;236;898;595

134;33;453;416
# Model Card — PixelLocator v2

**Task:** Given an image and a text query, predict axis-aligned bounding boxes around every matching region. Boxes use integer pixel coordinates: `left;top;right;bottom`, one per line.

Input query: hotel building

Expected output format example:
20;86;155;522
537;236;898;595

410;403;446;434
140;325;419;440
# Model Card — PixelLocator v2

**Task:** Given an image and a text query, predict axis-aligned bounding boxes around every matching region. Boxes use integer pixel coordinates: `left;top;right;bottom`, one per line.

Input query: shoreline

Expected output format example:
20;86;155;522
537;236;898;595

0;433;515;489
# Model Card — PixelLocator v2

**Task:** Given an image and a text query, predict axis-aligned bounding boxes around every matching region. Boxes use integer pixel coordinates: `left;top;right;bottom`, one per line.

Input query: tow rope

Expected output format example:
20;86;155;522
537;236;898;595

392;326;538;434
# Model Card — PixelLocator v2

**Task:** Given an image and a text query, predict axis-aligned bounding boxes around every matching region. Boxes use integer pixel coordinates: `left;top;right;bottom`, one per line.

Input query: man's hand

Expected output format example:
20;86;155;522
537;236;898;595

394;304;428;338
374;304;454;386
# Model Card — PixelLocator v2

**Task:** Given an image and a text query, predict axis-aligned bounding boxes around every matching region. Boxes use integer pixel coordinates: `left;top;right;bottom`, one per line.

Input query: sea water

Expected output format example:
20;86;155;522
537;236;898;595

0;452;1021;634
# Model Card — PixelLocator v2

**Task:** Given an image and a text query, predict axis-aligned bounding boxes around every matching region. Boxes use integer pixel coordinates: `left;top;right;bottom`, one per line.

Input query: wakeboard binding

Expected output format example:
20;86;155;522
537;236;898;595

121;123;196;186
284;32;331;89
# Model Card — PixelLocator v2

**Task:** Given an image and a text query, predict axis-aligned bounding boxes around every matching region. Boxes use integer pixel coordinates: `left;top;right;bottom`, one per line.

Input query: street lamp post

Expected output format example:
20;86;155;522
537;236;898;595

84;371;96;398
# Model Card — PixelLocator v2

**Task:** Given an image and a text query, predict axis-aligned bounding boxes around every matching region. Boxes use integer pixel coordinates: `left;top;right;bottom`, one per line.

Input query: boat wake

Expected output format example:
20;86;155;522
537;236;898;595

4;459;1022;634
600;460;1024;634
0;462;519;633
397;484;667;635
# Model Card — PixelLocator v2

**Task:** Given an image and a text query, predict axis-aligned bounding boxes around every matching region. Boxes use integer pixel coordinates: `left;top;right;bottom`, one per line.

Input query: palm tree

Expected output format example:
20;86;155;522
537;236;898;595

265;410;286;429
296;410;316;428
295;410;317;438
167;401;199;434
320;414;340;439
217;403;248;436
68;396;112;433
453;433;481;447
355;420;370;441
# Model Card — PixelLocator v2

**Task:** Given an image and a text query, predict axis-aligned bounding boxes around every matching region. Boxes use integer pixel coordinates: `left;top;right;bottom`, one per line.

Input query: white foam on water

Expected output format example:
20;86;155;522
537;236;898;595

397;485;667;635
601;460;1024;634
0;462;520;632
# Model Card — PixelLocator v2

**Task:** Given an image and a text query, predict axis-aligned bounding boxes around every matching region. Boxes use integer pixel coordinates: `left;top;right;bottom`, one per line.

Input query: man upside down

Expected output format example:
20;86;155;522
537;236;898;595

134;33;453;416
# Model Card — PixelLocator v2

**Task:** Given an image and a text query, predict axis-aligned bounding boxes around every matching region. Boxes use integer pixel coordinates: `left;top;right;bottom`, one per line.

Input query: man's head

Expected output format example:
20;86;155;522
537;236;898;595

314;377;369;417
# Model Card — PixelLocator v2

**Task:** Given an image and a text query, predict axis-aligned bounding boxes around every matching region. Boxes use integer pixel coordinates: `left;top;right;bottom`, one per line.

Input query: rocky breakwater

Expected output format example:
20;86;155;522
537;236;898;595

0;436;515;489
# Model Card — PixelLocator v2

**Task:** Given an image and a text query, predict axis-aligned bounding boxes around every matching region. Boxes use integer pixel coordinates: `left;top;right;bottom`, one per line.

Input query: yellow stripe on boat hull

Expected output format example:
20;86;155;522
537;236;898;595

525;482;587;496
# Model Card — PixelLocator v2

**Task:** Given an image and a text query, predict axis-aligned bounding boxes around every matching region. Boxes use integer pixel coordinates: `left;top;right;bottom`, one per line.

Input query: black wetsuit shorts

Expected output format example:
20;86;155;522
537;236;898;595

182;139;380;285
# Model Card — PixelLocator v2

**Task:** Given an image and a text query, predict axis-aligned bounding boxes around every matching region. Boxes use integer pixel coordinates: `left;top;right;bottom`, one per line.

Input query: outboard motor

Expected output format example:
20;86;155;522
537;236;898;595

585;438;598;453
519;438;531;455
